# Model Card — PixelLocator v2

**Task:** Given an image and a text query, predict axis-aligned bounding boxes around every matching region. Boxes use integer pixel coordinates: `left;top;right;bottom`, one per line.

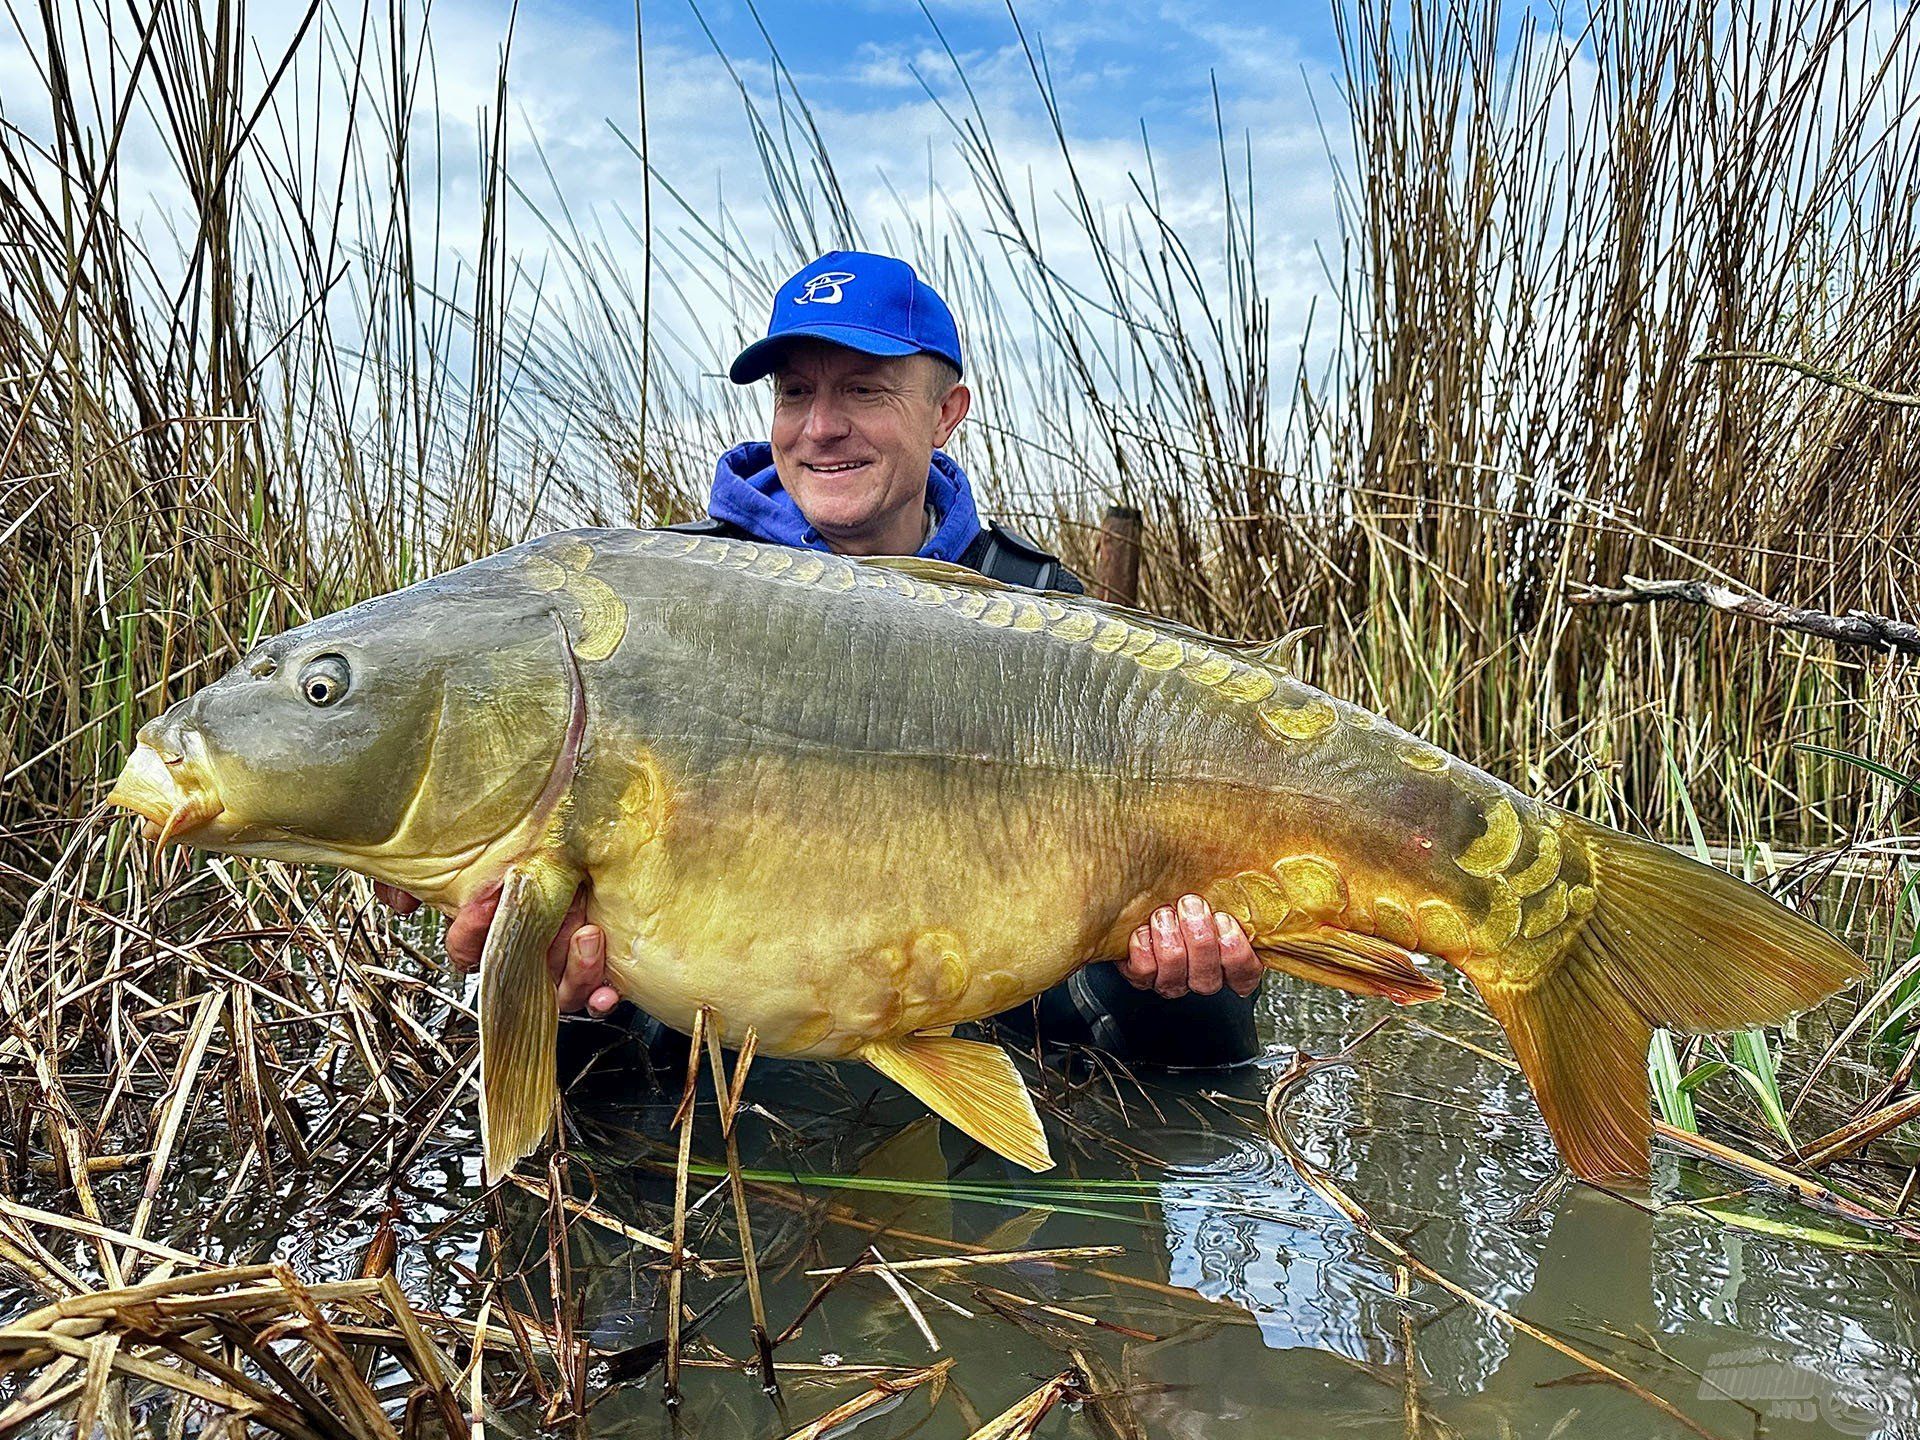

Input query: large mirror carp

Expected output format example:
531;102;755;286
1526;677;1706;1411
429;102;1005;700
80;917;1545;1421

109;529;1861;1182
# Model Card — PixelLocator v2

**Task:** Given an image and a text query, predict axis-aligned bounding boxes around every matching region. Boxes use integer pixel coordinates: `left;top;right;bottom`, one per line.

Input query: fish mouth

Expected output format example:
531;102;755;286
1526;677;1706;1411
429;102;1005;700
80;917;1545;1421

107;742;226;847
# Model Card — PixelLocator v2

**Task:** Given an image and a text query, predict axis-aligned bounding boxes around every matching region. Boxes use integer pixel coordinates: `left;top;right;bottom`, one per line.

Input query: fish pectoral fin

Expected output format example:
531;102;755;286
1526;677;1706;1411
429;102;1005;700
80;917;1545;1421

1257;926;1445;1005
478;855;580;1183
861;1034;1053;1172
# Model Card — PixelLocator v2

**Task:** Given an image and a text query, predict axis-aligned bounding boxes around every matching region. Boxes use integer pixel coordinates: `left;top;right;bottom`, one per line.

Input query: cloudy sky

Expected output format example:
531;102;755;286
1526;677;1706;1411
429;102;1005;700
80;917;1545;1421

0;0;1381;517
381;0;1351;393
1;0;1647;505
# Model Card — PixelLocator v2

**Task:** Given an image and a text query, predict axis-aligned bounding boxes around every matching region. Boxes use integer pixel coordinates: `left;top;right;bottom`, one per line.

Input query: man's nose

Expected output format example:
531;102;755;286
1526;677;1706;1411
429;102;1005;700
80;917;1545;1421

801;393;852;441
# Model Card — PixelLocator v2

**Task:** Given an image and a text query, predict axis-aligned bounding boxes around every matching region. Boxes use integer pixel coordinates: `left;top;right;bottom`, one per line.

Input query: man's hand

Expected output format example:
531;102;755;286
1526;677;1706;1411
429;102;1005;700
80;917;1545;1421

371;880;620;1016
1121;893;1262;999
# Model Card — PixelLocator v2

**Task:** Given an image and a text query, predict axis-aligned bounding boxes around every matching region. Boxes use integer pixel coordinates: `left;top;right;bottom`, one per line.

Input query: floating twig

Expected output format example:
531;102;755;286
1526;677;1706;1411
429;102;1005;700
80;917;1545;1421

778;1357;953;1440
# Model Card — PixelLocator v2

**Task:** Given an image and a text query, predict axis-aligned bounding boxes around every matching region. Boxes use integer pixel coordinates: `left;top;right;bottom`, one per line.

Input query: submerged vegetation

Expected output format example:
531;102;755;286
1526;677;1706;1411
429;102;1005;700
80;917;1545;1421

4;0;1920;1432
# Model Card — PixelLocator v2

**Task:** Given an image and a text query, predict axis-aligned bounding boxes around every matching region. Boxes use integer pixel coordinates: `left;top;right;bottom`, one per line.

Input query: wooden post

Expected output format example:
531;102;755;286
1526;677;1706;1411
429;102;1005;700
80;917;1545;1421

1093;505;1143;606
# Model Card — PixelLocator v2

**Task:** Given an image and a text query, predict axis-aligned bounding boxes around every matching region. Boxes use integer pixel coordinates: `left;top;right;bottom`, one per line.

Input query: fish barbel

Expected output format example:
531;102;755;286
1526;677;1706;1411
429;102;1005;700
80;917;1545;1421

108;529;1861;1181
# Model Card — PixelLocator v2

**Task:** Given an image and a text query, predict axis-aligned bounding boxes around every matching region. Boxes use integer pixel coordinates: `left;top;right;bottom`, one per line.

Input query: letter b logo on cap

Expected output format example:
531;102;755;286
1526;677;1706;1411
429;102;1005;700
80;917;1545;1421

794;271;854;305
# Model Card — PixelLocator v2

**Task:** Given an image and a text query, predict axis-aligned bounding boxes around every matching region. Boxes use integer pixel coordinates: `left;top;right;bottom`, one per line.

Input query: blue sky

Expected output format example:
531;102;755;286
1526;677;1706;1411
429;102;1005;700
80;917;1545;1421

446;0;1353;390
0;0;1361;431
619;0;1345;142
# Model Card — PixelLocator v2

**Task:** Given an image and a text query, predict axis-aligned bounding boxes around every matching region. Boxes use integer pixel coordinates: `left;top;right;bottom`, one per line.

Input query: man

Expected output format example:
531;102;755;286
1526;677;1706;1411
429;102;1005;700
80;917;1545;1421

378;250;1263;1067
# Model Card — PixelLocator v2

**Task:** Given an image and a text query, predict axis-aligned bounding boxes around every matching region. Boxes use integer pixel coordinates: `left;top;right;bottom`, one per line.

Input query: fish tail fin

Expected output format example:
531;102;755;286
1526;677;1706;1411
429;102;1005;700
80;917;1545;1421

862;1034;1054;1172
1472;820;1862;1181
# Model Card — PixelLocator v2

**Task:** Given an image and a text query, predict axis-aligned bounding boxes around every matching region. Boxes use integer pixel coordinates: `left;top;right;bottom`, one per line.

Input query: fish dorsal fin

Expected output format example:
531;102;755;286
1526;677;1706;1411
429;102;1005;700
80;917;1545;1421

852;556;1305;671
1257;926;1445;1006
1253;625;1321;671
855;554;1004;589
861;1033;1053;1171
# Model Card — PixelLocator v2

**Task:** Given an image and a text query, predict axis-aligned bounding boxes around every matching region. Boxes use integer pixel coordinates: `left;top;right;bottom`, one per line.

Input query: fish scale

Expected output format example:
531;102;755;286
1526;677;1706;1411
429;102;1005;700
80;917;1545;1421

109;527;1862;1184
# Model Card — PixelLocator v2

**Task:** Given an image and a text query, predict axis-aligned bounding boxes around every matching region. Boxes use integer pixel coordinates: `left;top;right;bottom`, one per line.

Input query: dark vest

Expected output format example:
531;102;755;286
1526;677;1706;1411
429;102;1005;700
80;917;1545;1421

658;516;1085;594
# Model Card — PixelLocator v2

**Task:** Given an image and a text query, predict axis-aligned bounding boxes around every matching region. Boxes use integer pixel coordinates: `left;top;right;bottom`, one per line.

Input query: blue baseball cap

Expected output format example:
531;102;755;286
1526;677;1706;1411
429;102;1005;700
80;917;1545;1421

728;250;963;384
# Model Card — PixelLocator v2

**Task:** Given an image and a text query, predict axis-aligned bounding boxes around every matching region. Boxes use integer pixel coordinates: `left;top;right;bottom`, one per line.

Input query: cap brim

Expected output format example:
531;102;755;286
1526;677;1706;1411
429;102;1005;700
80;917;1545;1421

728;324;924;384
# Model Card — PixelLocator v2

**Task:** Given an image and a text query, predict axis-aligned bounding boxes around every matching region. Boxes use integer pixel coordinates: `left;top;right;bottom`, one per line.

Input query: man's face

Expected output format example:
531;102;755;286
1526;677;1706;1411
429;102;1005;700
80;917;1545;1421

769;341;969;552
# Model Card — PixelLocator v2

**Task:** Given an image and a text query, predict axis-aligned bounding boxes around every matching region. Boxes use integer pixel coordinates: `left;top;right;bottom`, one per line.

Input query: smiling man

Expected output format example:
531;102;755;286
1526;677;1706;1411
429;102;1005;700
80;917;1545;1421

380;250;1263;1070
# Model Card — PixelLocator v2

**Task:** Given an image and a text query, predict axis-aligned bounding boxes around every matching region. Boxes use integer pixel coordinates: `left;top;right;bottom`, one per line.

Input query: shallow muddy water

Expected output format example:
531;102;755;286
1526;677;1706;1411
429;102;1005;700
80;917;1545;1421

9;974;1920;1438
442;983;1920;1436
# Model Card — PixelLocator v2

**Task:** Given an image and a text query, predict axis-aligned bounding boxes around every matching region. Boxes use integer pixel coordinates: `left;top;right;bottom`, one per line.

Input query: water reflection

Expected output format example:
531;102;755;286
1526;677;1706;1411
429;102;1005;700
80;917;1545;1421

463;975;1920;1436
1135;982;1920;1437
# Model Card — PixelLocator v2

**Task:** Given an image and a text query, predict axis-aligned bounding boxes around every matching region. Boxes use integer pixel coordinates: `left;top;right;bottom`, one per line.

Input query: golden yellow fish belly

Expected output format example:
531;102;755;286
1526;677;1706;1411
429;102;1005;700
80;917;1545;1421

581;749;1201;1056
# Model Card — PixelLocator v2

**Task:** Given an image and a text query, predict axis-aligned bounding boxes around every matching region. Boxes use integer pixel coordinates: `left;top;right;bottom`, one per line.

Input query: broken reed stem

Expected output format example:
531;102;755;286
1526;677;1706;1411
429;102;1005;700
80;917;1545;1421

866;1245;942;1353
664;1005;708;1408
1264;1054;1724;1440
721;1167;1244;1319
1795;1091;1920;1169
127;988;224;1276
702;1018;775;1391
504;1173;688;1263
1396;1265;1422;1438
1569;575;1920;657
1693;349;1920;407
966;1284;1160;1343
960;1366;1086;1440
0;1265;461;1439
464;1288;493;1436
801;1245;1125;1276
771;1251;875;1349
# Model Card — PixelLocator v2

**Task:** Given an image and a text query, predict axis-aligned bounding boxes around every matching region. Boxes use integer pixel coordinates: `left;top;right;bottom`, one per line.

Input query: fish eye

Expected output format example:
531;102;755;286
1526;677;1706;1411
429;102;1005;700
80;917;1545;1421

298;654;351;707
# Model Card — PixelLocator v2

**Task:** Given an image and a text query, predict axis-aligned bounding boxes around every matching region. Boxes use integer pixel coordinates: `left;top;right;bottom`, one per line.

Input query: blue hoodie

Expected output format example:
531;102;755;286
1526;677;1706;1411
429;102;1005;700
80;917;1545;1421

707;442;984;563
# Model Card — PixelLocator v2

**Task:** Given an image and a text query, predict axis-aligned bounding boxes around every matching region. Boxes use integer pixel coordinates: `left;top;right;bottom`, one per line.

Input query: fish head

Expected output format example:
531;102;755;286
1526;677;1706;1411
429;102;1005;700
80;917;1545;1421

108;567;581;891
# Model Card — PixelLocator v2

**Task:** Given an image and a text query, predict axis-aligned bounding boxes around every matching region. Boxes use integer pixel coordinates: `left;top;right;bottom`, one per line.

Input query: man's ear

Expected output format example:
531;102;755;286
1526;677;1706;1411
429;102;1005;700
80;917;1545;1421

932;382;971;447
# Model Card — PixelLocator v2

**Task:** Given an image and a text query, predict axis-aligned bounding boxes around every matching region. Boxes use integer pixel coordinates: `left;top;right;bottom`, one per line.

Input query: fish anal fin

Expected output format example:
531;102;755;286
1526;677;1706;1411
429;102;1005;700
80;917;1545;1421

862;1034;1053;1172
1258;926;1445;1005
479;856;579;1183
